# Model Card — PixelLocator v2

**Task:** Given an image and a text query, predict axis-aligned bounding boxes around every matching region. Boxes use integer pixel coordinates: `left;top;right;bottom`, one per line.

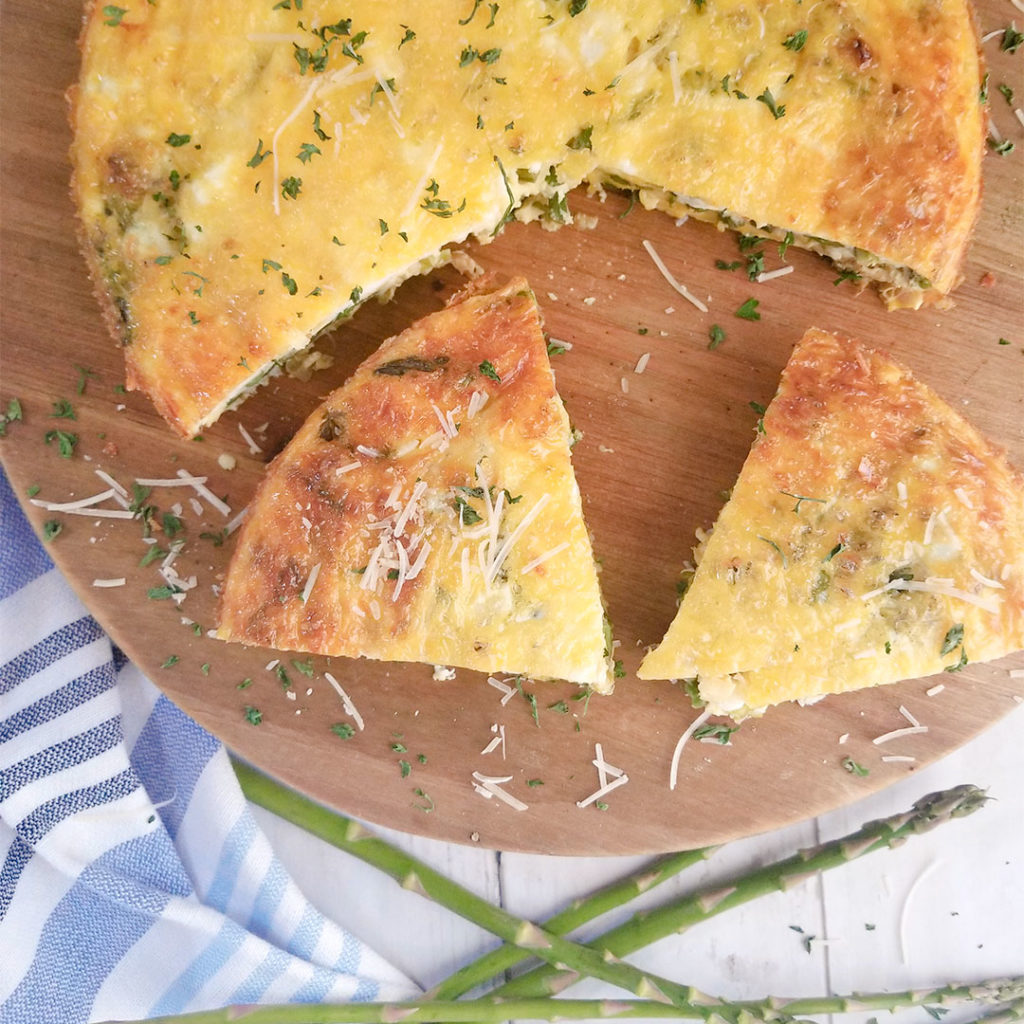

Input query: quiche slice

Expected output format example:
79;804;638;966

638;328;1024;718
216;277;615;691
70;0;985;437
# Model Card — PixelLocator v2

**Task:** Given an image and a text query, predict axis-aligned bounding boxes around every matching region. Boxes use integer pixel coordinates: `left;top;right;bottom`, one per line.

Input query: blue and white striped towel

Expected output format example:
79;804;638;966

0;468;418;1023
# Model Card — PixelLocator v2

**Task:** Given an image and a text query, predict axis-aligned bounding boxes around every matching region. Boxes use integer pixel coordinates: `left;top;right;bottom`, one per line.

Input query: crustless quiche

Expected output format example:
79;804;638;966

216;277;615;690
70;0;985;437
638;328;1024;718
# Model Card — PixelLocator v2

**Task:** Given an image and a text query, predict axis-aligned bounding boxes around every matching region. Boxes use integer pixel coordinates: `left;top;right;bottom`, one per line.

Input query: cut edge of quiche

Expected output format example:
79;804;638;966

637;327;1024;719
70;0;985;436
216;274;616;692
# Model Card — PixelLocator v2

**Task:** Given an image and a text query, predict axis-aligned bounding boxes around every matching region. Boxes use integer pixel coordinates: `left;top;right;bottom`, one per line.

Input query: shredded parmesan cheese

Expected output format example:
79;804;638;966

300;563;322;604
30;502;133;520
271;77;322;216
401;141;445;220
407;540;431;580
392;540;411;600
471;772;528;811
419;430;446;452
520;542;570;575
238;423;262;454
898;705;921;728
225;507;248;535
480;724;506;758
576;742;629;808
393;480;428;538
431;403;459;440
872;724;928;745
969;567;1004;589
952;486;974;509
94;469;129;501
641;239;709;312
486;676;517;705
31;489;117;512
576;774;628;808
324;672;365;731
466;390;489;419
860;577;1000;614
173;470;232;516
667;50;682;104
755;265;795;283
384;480;404;510
923;510;938;545
634;352;651;374
485;493;551;585
669;708;711;790
92;578;127;588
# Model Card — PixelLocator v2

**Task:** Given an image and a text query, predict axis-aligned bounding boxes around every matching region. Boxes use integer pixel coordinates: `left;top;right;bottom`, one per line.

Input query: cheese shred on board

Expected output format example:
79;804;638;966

217;277;615;691
639;327;1024;719
71;0;985;436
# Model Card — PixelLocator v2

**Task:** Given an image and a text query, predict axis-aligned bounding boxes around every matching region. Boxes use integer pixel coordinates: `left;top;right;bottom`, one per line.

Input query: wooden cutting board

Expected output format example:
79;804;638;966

2;0;1022;855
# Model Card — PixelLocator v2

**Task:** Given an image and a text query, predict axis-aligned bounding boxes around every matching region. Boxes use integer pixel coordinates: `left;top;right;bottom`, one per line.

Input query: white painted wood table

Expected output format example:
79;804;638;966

255;698;1024;1023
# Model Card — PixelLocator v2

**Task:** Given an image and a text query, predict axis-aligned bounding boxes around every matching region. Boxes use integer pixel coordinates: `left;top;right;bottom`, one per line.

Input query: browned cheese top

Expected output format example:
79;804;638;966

217;278;614;689
640;328;1024;717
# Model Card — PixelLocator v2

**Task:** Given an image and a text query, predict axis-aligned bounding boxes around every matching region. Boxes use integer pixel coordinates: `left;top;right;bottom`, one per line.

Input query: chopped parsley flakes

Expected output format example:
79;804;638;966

280;176;303;200
735;297;761;320
1001;24;1023;53
102;5;127;27
940;623;964;657
0;397;23;436
44;429;78;458
756;87;786;119
567;125;594;151
247;139;271;168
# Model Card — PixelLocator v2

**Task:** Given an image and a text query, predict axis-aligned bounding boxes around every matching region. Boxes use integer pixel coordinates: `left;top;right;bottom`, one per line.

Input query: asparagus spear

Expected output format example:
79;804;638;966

962;998;1024;1024
484;785;989;1000
236;760;990;1011
429;846;718;1001
108;774;1009;1024
233;759;784;1022
104;976;1024;1024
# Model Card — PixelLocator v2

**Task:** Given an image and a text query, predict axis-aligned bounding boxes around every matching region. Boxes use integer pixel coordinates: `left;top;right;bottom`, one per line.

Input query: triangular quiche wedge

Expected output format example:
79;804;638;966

638;328;1024;718
216;276;615;691
70;0;985;436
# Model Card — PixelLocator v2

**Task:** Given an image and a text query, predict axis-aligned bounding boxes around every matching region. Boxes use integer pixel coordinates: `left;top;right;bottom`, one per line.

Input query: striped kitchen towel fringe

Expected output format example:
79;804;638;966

0;468;418;1023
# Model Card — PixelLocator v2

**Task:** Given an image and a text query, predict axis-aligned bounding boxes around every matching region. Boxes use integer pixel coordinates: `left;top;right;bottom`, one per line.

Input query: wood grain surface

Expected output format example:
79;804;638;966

2;0;1022;855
